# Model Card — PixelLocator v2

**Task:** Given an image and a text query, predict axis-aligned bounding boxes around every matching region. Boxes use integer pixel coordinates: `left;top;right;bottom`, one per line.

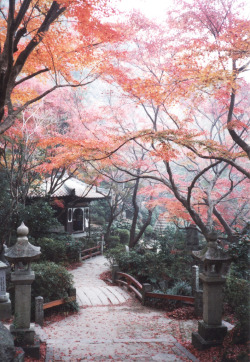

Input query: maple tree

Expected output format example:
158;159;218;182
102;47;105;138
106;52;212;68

93;0;250;242
0;102;60;242
99;172;134;243
1;0;248;245
0;0;120;134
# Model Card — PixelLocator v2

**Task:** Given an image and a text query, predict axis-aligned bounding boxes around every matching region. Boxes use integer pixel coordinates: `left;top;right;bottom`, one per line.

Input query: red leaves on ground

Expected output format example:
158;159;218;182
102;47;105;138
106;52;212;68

66;262;83;271
99;270;113;286
166;306;197;320
24;342;46;362
43;310;78;325
183;329;249;362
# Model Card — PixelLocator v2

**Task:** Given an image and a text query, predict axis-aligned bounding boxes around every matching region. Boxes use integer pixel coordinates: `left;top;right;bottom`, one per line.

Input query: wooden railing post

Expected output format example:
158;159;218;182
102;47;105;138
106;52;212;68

68;288;76;298
112;265;119;283
192;265;203;317
192;265;199;295
35;296;44;326
142;283;152;305
101;235;104;255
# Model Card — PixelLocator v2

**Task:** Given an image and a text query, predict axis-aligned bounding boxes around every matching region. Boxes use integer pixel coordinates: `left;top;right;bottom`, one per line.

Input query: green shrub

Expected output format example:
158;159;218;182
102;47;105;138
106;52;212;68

31;262;78;316
19;200;61;238
91;213;106;226
228;235;249;280
224;233;250;343
144;225;154;238
65;238;82;262
167;281;192;296
115;229;130;244
33;237;67;263
32;262;74;301
105;242;193;286
112;220;131;231
107;235;120;248
33;235;82;264
224;270;250;343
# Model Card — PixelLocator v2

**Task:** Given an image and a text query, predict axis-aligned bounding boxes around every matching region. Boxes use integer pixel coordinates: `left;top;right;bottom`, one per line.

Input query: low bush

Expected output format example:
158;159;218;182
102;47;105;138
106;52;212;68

31;262;78;316
33;235;82;264
106;235;120;248
224;268;250;343
144;225;154;238
109;228;130;245
33;237;67;263
65;238;83;262
19;200;61;239
116;229;130;244
167;280;192;296
228;235;249;280
224;233;250;343
105;244;192;285
91;213;106;226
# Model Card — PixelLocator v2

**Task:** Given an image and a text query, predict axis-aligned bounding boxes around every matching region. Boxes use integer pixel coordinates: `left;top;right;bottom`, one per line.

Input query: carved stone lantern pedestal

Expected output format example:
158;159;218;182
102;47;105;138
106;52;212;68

5;223;41;358
192;232;231;350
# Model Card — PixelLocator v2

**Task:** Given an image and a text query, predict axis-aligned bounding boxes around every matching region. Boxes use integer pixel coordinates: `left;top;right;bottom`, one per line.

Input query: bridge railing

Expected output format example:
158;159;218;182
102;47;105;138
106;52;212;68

112;265;199;308
114;271;143;302
80;245;101;261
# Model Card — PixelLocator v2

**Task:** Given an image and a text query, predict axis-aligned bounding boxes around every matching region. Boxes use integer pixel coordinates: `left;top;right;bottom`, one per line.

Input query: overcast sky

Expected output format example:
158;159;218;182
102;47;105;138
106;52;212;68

115;0;250;20
116;0;171;20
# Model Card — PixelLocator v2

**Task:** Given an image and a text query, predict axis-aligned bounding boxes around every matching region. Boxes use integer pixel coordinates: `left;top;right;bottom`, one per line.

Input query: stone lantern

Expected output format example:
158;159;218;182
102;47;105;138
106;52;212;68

192;231;231;350
5;222;41;356
0;261;11;319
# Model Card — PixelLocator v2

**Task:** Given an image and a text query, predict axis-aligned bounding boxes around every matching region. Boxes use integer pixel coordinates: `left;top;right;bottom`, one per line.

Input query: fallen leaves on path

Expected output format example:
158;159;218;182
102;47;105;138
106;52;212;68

24;342;46;362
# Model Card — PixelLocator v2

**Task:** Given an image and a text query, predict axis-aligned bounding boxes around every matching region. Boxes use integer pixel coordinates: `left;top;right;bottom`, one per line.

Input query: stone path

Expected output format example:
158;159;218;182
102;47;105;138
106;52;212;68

35;256;198;361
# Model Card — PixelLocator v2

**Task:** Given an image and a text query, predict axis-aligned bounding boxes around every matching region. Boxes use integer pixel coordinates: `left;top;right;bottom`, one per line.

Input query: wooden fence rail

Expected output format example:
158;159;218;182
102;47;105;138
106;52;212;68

112;265;196;307
146;292;194;304
35;288;76;326
80;245;101;261
43;295;76;310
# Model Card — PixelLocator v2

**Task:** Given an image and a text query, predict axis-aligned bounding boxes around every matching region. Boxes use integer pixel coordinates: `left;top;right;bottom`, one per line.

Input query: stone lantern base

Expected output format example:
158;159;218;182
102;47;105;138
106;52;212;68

10;325;40;359
0;292;12;320
192;321;228;350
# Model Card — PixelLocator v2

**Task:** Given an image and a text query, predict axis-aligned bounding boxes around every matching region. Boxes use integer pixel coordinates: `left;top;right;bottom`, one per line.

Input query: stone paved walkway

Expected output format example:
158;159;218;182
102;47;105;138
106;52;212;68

35;256;198;361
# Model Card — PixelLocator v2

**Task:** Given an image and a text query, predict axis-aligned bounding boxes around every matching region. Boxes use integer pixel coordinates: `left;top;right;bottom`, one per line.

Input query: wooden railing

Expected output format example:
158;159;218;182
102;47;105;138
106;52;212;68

35;288;76;326
80;245;101;261
115;271;143;301
43;295;76;310
112;265;195;306
145;291;194;304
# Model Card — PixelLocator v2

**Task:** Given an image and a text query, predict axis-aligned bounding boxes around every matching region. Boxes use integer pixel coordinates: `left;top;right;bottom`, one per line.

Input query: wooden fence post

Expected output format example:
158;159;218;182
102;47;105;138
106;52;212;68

142;283;152;305
68;288;76;298
112;265;119;284
101;235;104;255
192;265;199;295
35;296;44;326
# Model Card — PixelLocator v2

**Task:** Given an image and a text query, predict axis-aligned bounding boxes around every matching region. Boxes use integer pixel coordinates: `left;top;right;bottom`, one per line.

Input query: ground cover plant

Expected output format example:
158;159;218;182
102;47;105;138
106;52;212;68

105;225;193;293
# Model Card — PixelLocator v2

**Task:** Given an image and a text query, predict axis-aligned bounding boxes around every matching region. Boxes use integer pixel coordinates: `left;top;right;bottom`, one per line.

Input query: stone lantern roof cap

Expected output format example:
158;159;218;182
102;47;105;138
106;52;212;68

5;222;41;263
192;231;231;263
